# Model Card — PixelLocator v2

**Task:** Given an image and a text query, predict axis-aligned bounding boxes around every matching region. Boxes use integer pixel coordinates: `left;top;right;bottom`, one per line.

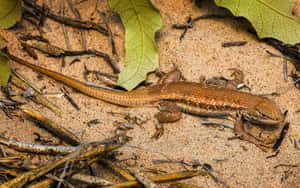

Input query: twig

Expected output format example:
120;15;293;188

106;170;208;188
200;120;234;129
265;39;300;71
266;150;280;159
222;41;247;47
168;182;202;188
0;145;7;157
57;159;70;188
283;57;288;81
20;42;38;59
212;158;228;163
152;159;191;167
290;72;300;89
69;58;80;65
191;160;230;188
289;136;299;150
0;135;78;154
266;50;292;81
11;69;41;93
85;82;117;90
44;174;74;188
1;143;120;188
61;87;80;111
96;10;118;60
19;35;49;42
83;65;117;86
27;144;120;188
71;173;113;186
20;40;120;73
0;98;23;118
22;4;52;34
172;17;192;40
61;0;72;50
66;0;86;50
22;107;83;146
127;167;158;188
91;0;100;17
274;164;298;168
84;64;118;80
100;159;136;181
173;14;236;40
23;0;108;35
87;119;101;127
0;144;87;188
11;70;64;117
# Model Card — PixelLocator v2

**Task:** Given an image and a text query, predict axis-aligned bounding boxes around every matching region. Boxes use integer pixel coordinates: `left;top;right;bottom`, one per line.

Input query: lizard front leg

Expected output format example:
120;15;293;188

152;69;184;139
152;100;182;139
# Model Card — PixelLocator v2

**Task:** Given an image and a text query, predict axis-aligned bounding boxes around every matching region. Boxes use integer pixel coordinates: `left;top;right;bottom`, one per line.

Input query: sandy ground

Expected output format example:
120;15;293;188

1;0;300;187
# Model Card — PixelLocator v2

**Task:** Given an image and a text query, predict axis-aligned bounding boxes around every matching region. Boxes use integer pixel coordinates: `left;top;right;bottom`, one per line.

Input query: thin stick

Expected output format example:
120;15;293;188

20;41;120;73
106;170;207;188
173;14;236;40
283;57;288;81
61;86;80;111
66;0;86;50
0;144;88;188
22;107;83;146
23;0;108;35
11;70;65;117
28;144;120;188
100;159;136;181
200;120;234;129
61;0;72;50
71;173;113;186
0;136;78;154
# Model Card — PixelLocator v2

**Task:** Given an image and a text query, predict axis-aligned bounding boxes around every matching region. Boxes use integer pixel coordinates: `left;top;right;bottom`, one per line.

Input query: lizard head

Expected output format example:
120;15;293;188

251;98;284;125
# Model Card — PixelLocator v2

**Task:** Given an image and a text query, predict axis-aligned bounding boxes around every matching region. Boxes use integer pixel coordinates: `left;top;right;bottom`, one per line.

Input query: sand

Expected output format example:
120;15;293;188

0;0;299;187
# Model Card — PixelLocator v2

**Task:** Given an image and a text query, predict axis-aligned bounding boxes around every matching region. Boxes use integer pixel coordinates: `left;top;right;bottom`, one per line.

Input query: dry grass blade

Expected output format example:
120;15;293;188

106;170;208;188
0;143;120;188
0;144;88;188
100;159;136;181
11;70;64;117
71;173;113;186
0;136;78;154
22;107;82;145
127;167;158;188
27;144;120;188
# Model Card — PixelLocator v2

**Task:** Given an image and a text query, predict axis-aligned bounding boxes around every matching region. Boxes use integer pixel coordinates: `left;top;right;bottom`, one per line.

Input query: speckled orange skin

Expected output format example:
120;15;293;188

10;55;284;125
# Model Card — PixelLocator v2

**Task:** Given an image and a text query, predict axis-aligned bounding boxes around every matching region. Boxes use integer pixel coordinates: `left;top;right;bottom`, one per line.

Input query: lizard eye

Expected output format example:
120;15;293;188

255;98;283;122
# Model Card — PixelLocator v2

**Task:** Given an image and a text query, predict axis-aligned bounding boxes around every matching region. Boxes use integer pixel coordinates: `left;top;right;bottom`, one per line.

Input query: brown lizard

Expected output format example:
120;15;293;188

8;54;286;150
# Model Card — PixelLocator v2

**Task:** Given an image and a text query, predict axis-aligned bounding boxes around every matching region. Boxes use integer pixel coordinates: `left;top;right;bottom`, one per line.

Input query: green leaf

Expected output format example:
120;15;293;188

0;51;11;86
0;0;22;29
109;0;162;90
214;0;300;45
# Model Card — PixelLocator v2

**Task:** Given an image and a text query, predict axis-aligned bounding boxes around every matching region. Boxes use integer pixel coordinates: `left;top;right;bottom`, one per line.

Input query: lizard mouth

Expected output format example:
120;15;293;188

250;118;282;125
